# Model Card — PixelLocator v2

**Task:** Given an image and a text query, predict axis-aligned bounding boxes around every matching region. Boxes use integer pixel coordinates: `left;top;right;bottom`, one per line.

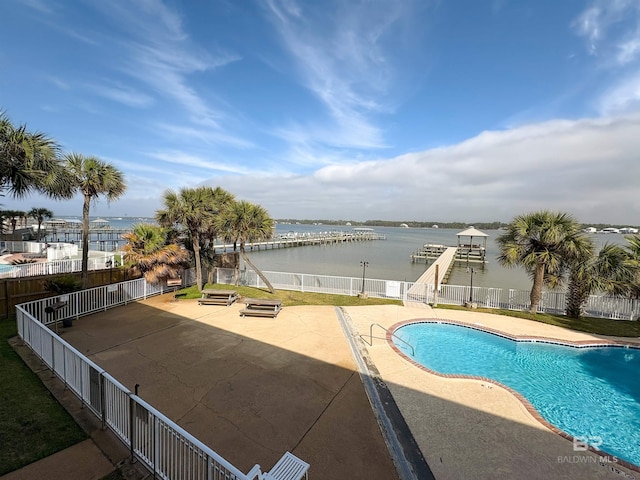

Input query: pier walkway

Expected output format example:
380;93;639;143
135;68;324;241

222;231;386;253
41;229;386;253
407;247;458;297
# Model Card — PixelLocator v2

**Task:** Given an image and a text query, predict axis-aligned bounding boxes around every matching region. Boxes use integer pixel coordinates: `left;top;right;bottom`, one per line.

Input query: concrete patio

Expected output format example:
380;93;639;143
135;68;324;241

6;294;640;479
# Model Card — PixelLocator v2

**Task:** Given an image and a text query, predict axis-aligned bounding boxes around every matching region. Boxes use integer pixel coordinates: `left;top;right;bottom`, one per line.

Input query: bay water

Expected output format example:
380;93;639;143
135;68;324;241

69;218;630;292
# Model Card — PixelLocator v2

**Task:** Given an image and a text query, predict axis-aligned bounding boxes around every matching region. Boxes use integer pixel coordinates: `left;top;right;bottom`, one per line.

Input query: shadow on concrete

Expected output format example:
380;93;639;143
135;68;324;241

55;295;638;480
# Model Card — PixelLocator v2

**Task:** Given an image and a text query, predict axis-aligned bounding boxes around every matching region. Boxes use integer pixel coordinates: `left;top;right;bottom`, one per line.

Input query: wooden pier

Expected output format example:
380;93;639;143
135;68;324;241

232;230;386;253
411;227;489;264
411;243;487;264
408;247;458;296
43;228;386;253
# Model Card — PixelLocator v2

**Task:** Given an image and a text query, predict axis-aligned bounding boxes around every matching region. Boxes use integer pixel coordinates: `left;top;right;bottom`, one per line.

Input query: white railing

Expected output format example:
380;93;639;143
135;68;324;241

16;273;303;480
218;268;640;321
0;256;116;279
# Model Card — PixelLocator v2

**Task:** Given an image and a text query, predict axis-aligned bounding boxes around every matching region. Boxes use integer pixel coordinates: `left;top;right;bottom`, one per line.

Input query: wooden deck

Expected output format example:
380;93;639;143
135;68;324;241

408;247;458;295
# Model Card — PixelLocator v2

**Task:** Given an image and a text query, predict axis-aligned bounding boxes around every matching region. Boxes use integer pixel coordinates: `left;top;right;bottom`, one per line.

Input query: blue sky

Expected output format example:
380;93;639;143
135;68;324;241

2;0;640;223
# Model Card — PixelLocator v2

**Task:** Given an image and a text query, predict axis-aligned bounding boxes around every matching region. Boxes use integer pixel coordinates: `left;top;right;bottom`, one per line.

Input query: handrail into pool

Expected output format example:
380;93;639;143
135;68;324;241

365;322;415;356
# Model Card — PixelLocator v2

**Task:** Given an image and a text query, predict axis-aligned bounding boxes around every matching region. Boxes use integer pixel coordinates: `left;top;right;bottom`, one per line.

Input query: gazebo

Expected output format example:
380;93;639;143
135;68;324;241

90;218;110;229
456;227;489;263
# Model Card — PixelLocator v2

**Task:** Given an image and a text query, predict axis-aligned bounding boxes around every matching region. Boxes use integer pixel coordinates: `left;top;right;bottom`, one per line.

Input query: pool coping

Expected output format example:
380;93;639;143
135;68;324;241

386;318;640;475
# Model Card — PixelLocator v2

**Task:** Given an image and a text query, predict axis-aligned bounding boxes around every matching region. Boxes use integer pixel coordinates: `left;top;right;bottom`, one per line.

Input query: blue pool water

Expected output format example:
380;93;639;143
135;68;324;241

0;264;16;273
393;322;640;467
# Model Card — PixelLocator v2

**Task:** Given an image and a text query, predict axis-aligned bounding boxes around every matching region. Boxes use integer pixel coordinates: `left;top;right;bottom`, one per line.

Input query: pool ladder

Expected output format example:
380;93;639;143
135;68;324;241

364;323;415;357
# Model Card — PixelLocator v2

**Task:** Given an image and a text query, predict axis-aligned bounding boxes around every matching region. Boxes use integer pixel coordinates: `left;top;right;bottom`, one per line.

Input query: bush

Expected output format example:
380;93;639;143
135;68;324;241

43;275;82;295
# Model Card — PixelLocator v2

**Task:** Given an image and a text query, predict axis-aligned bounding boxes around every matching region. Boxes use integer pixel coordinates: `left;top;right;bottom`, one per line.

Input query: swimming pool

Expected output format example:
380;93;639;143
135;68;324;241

392;321;640;469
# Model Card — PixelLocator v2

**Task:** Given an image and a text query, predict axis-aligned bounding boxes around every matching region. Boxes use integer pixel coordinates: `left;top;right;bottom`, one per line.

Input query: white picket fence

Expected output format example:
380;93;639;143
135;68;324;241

218;268;640;321
15;271;284;480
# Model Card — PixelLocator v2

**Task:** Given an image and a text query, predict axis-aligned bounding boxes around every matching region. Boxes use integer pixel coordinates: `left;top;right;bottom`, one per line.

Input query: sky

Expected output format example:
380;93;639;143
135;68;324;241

1;0;640;224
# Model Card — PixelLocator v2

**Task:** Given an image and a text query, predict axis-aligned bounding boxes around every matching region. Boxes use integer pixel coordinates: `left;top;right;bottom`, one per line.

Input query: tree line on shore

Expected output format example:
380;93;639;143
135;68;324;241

277;219;638;230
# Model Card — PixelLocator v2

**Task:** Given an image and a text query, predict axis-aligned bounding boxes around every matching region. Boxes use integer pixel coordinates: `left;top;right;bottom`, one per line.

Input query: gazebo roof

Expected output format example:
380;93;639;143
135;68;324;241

456;227;489;237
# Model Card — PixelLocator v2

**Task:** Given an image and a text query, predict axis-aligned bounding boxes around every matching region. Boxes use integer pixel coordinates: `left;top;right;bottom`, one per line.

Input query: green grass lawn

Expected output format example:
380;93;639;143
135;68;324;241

0;320;87;475
179;283;403;307
434;304;640;338
179;283;640;337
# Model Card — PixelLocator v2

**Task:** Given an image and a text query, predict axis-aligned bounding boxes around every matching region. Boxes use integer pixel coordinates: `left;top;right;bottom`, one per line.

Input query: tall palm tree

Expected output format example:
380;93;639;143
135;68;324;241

122;223;189;284
0;112;72;198
199;187;235;283
216;200;275;293
565;243;634;318
156;187;225;291
28;207;53;241
497;211;592;313
64;153;126;288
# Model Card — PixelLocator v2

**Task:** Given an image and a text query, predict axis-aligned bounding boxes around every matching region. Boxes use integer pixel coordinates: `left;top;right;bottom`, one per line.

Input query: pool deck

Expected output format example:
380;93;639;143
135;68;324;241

7;295;640;480
345;304;640;479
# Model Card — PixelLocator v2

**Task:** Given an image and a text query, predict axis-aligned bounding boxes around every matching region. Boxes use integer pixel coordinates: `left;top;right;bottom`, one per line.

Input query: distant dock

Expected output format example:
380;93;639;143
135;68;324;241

41;226;386;253
225;229;386;253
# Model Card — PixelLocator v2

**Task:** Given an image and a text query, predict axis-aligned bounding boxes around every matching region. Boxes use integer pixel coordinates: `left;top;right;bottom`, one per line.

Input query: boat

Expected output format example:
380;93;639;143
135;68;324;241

619;227;639;234
400;223;409;228
598;227;620;234
582;227;597;233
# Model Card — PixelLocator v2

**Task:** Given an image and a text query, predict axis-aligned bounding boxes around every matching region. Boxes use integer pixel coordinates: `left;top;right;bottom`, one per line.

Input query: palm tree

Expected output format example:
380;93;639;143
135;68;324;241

199;187;235;284
624;235;640;300
156;187;226;291
4;209;26;235
64;153;126;288
216;200;275;293
565;243;634;318
497;211;592;313
28;207;53;241
0;112;72;198
122;223;189;284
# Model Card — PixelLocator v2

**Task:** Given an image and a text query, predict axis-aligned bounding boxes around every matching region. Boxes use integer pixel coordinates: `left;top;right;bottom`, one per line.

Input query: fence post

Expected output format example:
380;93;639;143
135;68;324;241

51;335;56;377
129;394;136;464
63;344;67;389
100;374;106;430
153;414;158;477
301;274;304;293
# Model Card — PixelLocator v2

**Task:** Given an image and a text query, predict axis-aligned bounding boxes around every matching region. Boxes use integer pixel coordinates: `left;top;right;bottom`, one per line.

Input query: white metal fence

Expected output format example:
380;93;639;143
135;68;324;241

0;240;115;279
15;274;271;480
218;268;640;320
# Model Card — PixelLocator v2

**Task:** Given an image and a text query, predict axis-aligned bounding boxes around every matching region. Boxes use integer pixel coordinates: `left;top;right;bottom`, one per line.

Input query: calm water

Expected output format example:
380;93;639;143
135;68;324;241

54;218;631;291
393;322;640;467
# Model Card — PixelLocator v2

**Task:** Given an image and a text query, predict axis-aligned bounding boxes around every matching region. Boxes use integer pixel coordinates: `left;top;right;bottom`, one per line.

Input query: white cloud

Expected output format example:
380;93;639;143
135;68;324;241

87;82;155;108
200;114;640;224
598;71;640;114
574;0;640;63
146;151;250;175
263;0;420;150
89;0;243;135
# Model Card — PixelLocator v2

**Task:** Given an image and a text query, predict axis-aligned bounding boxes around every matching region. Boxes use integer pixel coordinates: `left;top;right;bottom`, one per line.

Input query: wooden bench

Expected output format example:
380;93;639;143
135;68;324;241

197;289;238;306
239;298;282;318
